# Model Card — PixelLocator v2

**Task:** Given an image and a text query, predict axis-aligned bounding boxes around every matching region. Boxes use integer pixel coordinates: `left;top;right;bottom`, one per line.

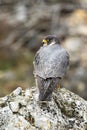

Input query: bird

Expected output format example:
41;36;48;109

33;35;69;101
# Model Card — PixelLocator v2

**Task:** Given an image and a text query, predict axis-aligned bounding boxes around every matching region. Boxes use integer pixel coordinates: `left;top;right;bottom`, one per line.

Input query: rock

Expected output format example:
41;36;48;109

9;101;20;113
0;0;87;101
0;96;8;107
0;87;87;130
11;87;22;96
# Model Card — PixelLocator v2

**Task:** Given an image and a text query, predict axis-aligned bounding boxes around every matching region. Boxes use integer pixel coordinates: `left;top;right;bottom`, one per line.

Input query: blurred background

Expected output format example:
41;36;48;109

0;0;87;100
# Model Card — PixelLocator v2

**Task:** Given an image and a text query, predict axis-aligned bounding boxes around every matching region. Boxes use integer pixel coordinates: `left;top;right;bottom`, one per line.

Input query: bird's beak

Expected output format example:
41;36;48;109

42;39;48;46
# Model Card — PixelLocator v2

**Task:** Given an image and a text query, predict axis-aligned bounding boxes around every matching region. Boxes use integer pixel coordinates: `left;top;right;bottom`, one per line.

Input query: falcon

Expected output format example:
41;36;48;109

33;35;69;101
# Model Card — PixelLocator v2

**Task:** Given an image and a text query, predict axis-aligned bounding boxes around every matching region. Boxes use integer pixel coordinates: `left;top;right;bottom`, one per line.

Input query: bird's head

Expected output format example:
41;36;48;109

42;35;59;46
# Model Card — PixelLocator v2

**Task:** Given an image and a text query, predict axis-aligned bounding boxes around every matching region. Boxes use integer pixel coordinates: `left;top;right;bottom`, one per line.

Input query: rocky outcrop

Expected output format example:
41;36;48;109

0;87;87;130
0;0;87;100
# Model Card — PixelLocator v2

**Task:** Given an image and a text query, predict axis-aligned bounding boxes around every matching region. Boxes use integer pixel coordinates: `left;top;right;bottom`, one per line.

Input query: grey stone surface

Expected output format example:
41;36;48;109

0;87;87;130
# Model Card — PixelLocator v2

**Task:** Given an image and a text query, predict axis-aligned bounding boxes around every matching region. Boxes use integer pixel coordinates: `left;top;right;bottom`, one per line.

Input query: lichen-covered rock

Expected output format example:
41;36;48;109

0;87;87;130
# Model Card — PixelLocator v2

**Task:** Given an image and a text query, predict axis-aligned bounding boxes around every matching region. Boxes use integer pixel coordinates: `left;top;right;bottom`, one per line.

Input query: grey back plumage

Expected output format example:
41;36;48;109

34;44;69;79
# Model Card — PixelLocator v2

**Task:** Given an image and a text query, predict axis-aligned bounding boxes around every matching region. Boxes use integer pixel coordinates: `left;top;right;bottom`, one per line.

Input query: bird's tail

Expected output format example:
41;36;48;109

36;76;60;101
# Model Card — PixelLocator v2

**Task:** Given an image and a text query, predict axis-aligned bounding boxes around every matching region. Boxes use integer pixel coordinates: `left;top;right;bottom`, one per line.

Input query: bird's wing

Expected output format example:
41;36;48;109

34;45;69;79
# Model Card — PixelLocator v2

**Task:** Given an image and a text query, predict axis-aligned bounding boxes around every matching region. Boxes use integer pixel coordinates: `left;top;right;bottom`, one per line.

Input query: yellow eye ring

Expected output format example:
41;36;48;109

42;39;48;45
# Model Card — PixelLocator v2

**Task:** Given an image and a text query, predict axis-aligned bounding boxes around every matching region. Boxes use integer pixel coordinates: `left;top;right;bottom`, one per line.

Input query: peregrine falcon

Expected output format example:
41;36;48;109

33;35;69;101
